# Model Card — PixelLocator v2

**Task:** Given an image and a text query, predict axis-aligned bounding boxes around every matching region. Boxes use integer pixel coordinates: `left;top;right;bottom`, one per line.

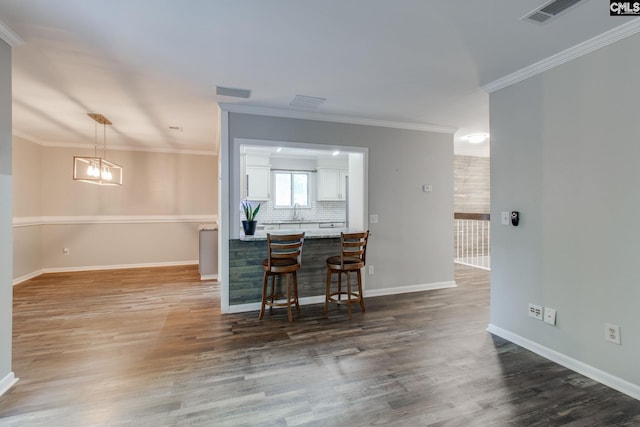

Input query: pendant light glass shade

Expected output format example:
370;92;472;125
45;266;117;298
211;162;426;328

73;156;123;185
73;113;123;186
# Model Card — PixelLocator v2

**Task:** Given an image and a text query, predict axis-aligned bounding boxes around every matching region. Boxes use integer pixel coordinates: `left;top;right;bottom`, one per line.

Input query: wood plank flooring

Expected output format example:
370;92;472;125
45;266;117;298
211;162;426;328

2;264;640;426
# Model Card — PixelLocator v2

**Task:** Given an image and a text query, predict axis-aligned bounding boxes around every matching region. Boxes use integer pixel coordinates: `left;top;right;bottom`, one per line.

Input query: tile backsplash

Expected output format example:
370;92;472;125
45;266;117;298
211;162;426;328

245;200;346;223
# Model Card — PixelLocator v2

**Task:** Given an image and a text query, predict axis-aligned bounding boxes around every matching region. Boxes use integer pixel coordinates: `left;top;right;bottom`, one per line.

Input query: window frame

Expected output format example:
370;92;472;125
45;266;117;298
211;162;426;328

273;170;311;208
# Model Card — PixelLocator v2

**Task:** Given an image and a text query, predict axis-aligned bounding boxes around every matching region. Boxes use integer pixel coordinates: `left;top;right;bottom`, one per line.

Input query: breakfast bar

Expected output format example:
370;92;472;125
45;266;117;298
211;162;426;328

228;229;345;306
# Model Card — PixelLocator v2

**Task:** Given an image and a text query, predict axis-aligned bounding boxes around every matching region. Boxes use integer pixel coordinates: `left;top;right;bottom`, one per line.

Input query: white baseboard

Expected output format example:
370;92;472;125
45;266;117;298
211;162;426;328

227;295;326;314
13;260;199;286
487;324;640;401
365;280;457;298
13;270;44;286
225;281;457;314
200;273;218;281
0;372;18;397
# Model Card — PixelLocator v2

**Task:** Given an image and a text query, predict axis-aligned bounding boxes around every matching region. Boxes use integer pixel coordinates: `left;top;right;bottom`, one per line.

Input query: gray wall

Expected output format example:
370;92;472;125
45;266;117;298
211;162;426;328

490;33;640;388
0;39;14;388
228;113;454;291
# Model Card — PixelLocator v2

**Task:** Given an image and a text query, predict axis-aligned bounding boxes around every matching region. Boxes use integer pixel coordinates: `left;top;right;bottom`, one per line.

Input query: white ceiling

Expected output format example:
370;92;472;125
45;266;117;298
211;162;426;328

0;0;637;157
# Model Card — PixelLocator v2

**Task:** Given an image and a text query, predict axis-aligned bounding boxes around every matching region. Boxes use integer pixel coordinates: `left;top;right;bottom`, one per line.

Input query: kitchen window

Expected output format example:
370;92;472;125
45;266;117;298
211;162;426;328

274;171;309;207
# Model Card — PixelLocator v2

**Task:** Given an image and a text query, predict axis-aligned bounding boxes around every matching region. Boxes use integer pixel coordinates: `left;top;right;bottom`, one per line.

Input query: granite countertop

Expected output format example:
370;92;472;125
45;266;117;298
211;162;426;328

238;228;348;241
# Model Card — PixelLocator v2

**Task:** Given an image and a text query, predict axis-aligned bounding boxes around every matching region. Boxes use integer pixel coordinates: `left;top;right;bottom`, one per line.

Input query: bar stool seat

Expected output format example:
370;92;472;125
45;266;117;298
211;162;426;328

324;231;369;317
259;233;305;322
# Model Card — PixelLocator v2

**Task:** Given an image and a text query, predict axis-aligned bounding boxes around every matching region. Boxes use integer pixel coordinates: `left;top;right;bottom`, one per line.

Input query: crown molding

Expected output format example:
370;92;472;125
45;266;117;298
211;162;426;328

13;132;216;156
218;103;457;135
0;19;23;47
483;18;640;93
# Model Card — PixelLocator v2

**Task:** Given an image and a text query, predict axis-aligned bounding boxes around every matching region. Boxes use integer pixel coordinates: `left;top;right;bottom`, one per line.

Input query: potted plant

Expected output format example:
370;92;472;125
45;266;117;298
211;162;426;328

241;200;261;235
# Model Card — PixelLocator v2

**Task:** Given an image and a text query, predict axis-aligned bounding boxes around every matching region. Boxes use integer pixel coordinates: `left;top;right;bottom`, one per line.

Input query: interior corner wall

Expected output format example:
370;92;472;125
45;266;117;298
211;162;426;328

12;136;42;279
490;33;640;390
0;39;15;391
12;140;218;279
227;113;454;291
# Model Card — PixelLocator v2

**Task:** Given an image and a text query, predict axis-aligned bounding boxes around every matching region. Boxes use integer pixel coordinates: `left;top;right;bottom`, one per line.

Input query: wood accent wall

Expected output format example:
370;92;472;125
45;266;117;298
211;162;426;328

229;237;341;305
454;155;490;214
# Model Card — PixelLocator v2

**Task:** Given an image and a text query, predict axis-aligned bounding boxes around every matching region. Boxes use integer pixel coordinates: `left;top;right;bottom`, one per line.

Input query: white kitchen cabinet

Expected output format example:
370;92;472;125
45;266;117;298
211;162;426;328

246;166;270;201
317;169;347;201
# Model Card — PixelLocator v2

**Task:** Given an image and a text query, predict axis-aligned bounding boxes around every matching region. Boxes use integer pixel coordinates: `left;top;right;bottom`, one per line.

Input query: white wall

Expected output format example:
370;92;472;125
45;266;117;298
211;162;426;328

490;33;640;396
225;113;454;293
0;38;17;395
12;137;218;281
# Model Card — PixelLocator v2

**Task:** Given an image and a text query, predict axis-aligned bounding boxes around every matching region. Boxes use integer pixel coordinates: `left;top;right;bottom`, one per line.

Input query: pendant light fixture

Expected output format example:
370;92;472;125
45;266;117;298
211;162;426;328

73;113;123;186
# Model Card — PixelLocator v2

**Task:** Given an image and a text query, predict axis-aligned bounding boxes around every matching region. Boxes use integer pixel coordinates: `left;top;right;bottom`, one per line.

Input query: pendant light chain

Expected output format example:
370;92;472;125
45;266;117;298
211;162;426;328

103;121;107;160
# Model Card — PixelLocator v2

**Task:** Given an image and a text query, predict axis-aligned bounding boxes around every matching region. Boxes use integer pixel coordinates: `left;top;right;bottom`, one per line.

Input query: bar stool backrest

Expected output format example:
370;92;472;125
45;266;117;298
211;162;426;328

266;233;305;270
340;231;369;268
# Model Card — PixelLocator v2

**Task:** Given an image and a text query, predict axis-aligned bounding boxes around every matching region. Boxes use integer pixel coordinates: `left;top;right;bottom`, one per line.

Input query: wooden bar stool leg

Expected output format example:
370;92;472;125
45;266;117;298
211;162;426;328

324;268;332;315
285;273;293;322
357;269;366;312
259;271;268;320
346;270;352;317
293;271;300;312
269;275;277;314
337;271;342;301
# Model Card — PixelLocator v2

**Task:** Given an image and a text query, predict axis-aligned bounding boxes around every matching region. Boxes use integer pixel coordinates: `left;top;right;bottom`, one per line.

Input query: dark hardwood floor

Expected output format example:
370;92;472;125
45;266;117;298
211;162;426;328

2;264;640;426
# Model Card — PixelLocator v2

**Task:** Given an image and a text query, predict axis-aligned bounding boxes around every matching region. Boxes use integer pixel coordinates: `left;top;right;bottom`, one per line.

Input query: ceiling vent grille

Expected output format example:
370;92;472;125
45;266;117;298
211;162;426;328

216;86;251;99
522;0;584;24
289;95;326;109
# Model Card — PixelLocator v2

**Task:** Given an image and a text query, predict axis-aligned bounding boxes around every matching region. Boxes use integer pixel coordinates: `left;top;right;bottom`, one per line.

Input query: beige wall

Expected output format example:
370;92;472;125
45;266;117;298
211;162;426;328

12;136;218;281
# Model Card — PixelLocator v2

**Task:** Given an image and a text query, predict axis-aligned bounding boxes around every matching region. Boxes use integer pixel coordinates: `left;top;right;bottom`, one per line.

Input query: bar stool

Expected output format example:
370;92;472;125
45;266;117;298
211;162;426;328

324;231;369;316
259;233;305;322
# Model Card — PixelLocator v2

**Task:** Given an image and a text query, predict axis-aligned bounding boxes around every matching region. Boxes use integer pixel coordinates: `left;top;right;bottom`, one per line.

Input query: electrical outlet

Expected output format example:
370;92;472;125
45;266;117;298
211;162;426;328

605;323;621;345
369;214;379;224
63;247;70;255
544;307;556;325
368;265;374;275
528;304;543;320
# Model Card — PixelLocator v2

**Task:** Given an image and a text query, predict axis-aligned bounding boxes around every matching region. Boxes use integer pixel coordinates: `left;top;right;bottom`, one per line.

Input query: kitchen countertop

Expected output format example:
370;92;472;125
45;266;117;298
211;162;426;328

239;228;348;241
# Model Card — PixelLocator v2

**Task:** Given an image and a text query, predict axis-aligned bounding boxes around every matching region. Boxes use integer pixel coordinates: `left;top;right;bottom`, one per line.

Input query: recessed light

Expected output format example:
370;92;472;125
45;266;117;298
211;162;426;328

462;133;489;144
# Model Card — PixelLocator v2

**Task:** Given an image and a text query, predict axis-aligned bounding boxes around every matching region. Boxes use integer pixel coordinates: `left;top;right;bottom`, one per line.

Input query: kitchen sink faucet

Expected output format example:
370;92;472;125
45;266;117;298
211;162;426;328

292;203;302;221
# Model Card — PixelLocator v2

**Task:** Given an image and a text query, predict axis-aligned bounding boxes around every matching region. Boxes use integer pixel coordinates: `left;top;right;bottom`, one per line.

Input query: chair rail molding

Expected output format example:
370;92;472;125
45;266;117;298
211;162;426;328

13;215;217;227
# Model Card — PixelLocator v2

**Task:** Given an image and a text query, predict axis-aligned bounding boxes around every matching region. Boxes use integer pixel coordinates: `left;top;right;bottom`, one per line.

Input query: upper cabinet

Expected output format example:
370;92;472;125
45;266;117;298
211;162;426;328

316;157;348;201
243;154;271;201
317;169;347;201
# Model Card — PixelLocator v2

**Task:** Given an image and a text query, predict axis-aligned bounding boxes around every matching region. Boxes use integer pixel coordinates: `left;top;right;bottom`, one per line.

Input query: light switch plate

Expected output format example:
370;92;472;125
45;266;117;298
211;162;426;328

501;212;510;225
369;214;378;224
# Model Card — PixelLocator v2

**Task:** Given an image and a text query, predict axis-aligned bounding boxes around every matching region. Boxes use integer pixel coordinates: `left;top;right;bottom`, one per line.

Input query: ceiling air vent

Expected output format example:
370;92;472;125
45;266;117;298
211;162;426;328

522;0;584;24
289;95;326;109
216;86;251;99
